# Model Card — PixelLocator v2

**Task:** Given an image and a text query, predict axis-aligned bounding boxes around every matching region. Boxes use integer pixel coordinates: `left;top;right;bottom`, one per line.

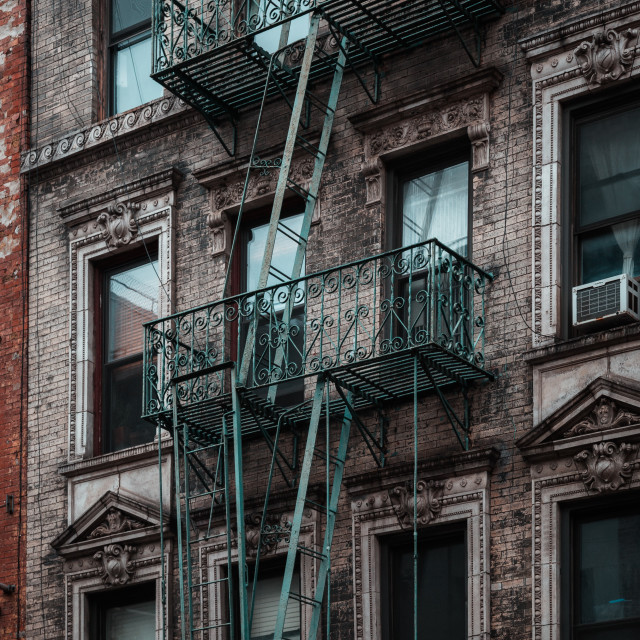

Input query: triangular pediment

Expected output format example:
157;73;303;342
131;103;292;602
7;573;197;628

517;374;640;458
52;490;168;556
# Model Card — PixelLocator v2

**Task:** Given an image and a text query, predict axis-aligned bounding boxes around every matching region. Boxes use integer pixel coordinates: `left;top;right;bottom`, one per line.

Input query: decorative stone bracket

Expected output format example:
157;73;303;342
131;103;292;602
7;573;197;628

97;202;140;249
574;441;638;493
94;544;137;585
389;479;444;527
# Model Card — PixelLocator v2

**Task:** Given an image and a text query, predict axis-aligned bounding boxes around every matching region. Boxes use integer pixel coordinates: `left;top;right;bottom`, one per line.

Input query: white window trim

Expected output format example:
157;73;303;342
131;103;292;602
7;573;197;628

530;459;640;640
65;544;171;640
351;470;491;640
202;512;317;640
522;6;640;346
69;199;173;459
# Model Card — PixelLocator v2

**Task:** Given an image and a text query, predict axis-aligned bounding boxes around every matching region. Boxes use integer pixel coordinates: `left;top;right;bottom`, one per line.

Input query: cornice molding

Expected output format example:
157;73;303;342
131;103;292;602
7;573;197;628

520;1;640;59
21;95;199;179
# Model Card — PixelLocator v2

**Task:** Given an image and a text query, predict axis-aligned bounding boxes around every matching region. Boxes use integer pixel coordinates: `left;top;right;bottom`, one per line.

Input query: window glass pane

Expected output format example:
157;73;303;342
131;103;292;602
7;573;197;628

107;261;159;361
579;106;640;227
111;0;151;35
580;223;640;282
113;35;163;114
105;599;155;639
389;535;466;640
106;359;156;451
402;162;468;256
577;512;640;625
246;213;305;292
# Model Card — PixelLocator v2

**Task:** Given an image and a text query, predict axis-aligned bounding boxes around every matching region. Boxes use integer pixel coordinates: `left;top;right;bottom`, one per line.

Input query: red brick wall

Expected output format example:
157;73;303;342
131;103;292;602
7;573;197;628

0;0;29;637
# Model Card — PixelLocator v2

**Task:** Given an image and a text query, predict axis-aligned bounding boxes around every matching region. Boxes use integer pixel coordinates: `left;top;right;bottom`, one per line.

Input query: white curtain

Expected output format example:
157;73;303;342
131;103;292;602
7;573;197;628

612;219;640;276
402;162;468;256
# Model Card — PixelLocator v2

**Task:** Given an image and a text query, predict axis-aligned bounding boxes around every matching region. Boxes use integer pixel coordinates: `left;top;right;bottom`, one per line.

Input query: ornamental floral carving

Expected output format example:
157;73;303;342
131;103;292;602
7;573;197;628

564;398;640;438
245;512;292;557
97;202;139;249
93;544;136;585
574;28;638;85
389;479;444;527
574;442;638;493
88;507;145;539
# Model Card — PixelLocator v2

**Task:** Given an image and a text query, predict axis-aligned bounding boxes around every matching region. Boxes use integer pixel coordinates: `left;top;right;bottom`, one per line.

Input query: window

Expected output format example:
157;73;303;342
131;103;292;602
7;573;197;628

390;148;471;346
109;0;163;114
89;582;156;640
394;149;471;257
240;209;306;405
98;255;159;453
572;102;640;285
562;502;640;640
380;527;467;640
233;563;302;640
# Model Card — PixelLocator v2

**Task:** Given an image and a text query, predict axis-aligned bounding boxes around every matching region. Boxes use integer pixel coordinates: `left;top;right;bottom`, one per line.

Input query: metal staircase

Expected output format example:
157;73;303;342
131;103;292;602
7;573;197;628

146;1;502;638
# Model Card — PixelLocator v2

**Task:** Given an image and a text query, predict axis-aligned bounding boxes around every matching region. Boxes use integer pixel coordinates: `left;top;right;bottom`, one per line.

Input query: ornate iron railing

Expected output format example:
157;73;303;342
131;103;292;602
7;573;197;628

143;240;492;417
152;0;503;72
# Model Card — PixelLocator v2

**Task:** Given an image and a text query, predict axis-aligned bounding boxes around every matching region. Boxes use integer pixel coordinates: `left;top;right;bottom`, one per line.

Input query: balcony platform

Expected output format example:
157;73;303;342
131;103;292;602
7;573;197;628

144;240;493;445
152;0;503;125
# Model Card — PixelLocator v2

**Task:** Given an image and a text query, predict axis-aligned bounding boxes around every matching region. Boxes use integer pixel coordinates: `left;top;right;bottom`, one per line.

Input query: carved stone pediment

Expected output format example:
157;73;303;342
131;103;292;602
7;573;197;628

517;374;640;460
52;490;169;557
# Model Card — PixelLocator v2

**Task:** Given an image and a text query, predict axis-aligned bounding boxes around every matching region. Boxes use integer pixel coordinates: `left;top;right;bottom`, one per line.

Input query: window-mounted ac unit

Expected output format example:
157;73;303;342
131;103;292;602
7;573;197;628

572;274;640;327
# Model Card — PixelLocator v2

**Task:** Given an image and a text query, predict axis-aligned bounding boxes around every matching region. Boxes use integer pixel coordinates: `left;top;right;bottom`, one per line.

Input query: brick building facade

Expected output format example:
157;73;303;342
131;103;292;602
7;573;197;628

21;1;640;640
0;0;29;637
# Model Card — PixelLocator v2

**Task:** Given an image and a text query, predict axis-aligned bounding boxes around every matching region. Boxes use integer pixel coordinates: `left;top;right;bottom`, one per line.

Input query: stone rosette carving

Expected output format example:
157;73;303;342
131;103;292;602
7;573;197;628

389;479;444;527
574;442;638;492
574;27;638;85
97;202;139;248
89;507;145;539
564;397;640;438
245;512;292;557
94;544;137;585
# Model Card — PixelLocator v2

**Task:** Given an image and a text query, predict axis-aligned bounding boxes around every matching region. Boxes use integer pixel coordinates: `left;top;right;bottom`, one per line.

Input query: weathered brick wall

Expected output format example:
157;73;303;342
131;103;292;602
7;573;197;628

24;1;622;639
0;0;29;638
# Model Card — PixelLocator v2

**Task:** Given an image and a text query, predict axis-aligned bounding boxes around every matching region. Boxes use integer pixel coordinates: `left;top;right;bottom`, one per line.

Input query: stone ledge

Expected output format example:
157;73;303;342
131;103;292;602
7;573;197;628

524;322;640;365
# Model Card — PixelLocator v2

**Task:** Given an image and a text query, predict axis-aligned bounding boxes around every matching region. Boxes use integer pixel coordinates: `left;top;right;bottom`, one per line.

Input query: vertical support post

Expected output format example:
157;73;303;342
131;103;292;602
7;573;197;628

222;412;236;640
158;422;166;640
413;354;418;640
182;422;195;636
231;372;250;640
172;386;187;640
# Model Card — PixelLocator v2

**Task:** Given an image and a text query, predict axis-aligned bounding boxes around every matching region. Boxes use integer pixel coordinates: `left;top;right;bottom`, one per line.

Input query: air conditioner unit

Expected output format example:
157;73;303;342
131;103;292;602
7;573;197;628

572;274;640;327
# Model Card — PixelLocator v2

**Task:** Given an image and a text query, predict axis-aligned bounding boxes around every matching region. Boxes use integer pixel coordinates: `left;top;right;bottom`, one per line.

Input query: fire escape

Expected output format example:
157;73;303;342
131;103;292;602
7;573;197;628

144;1;501;638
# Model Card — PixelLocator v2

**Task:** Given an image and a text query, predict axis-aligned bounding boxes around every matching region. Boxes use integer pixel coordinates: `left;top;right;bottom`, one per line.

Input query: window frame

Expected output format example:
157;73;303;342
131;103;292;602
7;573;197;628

386;139;473;257
107;0;159;115
566;90;640;290
93;246;159;455
560;495;640;640
379;523;467;640
233;200;308;405
88;581;157;640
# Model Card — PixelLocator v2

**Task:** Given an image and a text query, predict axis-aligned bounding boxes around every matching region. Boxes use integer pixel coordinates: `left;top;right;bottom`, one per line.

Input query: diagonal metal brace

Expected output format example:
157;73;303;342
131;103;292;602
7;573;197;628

418;353;470;450
331;376;386;467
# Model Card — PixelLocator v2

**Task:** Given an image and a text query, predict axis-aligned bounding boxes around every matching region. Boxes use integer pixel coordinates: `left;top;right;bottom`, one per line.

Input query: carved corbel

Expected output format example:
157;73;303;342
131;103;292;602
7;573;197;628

97;202;139;249
468;122;490;172
362;157;384;207
207;208;231;258
94;544;136;585
245;512;292;557
574;28;638;86
574;442;638;493
389;479;444;528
